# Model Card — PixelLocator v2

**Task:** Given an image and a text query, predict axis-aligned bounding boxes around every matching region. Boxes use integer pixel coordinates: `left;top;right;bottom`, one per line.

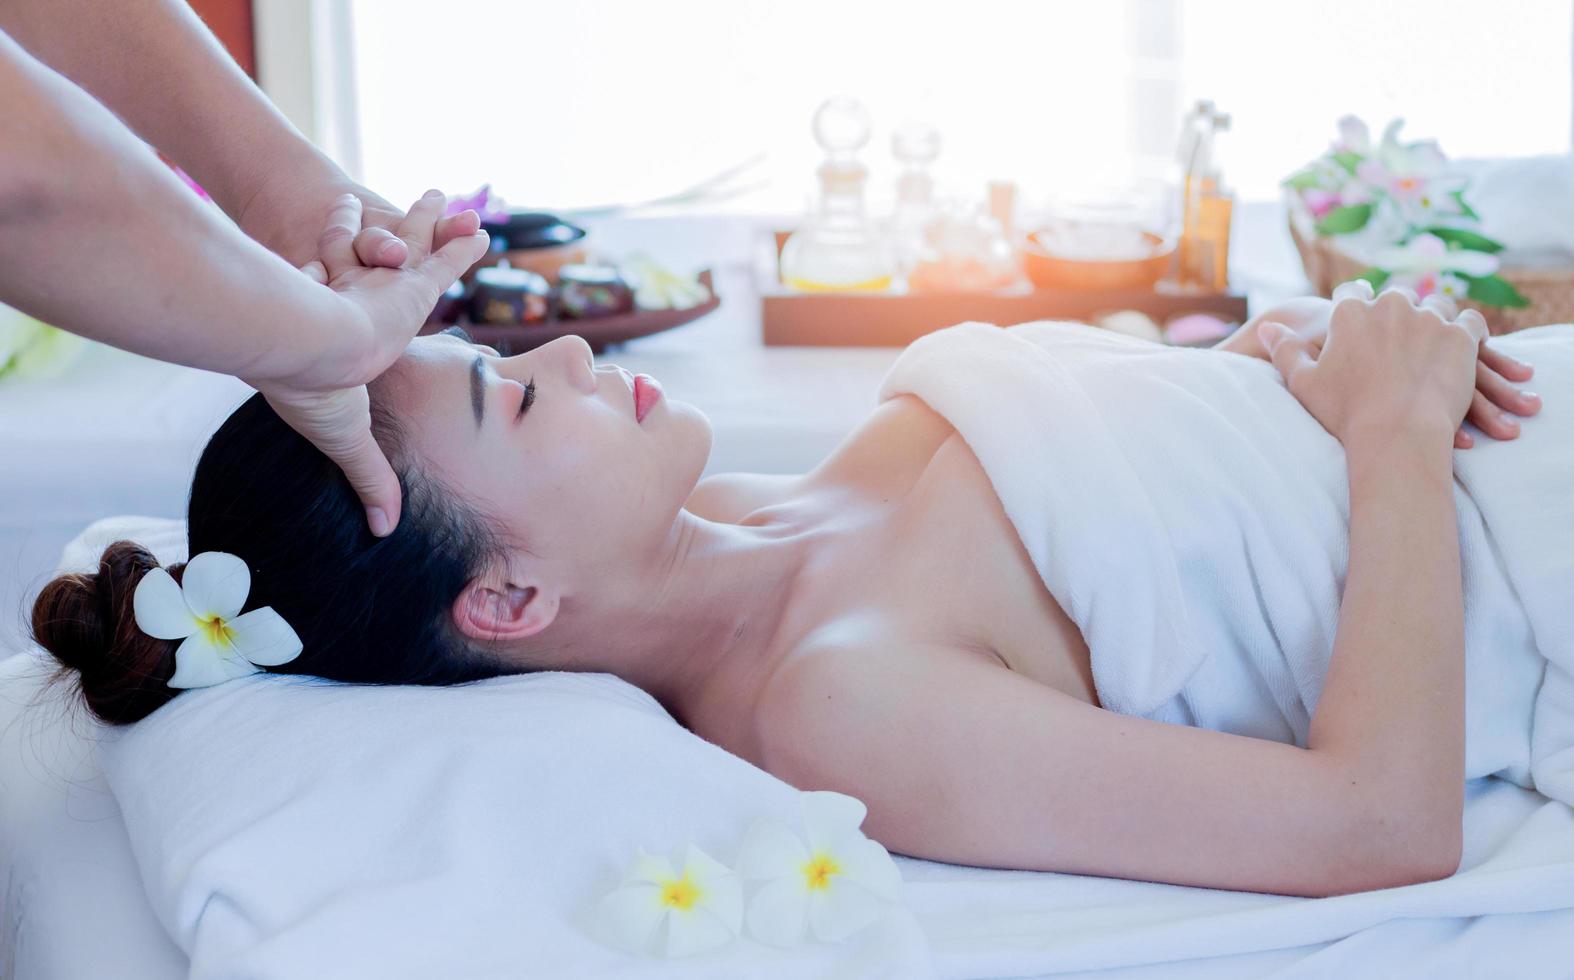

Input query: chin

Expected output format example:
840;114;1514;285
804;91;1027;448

666;401;713;486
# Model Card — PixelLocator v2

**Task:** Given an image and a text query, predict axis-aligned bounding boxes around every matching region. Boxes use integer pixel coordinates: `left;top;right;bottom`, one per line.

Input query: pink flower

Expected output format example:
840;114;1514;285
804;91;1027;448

1303;188;1342;219
444;184;511;223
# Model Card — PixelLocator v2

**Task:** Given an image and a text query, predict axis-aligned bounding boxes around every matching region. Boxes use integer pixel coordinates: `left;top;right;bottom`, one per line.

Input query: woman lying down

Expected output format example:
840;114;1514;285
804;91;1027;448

32;281;1572;899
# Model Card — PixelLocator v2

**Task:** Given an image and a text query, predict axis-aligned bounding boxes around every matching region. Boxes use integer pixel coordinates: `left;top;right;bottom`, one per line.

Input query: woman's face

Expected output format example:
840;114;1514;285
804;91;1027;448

379;331;713;582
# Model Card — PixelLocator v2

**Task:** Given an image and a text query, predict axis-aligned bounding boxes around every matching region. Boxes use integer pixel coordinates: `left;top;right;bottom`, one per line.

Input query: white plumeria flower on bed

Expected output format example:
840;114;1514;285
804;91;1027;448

736;791;905;947
132;551;302;689
597;843;743;957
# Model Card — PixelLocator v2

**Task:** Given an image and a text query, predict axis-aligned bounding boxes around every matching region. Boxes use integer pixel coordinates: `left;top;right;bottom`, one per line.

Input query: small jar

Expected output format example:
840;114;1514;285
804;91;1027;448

470;266;552;325
556;264;635;319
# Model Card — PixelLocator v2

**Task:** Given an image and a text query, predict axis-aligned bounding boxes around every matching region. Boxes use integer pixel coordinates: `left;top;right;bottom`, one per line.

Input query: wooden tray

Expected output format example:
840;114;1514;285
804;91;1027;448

759;233;1247;347
421;270;719;354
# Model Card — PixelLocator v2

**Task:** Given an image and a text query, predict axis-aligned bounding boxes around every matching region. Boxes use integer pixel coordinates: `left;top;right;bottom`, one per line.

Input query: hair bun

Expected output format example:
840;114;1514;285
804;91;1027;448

30;540;184;725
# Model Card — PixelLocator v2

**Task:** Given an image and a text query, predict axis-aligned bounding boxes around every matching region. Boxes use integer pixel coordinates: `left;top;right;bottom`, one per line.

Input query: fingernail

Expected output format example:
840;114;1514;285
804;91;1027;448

1522;390;1539;401
369;507;390;537
379;241;404;263
424;188;444;199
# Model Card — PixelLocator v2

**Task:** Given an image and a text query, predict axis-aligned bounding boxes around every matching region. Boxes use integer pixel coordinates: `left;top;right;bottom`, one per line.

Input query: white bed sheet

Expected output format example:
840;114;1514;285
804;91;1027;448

4;516;1572;978
9;655;1574;980
0;652;186;980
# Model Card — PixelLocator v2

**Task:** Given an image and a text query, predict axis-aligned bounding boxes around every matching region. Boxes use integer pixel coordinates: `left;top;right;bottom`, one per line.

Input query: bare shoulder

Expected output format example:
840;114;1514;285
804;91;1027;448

684;472;804;523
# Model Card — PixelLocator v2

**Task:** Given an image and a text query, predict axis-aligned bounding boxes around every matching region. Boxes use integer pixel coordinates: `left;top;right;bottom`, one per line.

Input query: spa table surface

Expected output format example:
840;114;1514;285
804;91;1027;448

0;204;1305;655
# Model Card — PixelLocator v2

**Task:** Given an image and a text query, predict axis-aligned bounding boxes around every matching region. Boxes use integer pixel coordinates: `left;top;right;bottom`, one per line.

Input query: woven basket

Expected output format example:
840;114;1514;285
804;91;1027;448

1288;219;1574;335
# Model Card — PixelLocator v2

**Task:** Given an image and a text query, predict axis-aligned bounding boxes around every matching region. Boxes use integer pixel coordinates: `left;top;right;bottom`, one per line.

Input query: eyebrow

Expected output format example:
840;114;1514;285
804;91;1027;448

469;354;485;428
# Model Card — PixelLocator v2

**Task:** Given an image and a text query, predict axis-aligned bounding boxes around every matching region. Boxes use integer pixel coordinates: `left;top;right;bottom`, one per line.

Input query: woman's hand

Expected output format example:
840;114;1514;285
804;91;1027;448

251;191;489;537
1229;281;1540;449
1258;286;1488;454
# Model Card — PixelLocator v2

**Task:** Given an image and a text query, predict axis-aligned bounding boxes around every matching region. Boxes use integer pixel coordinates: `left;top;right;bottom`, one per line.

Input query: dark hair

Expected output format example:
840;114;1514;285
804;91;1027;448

30;389;512;725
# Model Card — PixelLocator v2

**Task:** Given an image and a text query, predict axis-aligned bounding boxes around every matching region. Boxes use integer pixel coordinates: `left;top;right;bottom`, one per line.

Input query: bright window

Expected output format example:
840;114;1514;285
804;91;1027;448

346;0;1571;211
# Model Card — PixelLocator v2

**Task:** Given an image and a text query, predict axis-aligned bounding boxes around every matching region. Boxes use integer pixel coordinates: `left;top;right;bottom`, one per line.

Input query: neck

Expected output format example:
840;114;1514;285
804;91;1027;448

551;508;820;722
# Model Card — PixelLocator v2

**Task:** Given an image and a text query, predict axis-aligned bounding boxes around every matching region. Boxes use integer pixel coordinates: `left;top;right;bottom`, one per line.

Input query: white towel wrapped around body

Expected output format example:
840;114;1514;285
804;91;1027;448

876;320;1574;802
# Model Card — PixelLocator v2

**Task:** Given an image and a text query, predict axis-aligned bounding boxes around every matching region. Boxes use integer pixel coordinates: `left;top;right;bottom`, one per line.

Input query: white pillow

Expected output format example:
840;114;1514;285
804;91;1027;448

96;598;931;977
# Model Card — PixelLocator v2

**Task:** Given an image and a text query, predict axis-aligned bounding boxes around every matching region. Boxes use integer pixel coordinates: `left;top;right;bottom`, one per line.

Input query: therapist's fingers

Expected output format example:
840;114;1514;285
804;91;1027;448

347;208;480;269
353;226;409;268
332;422;402;537
413;226;491;300
300;259;328;285
263;384;403;537
434;209;483;251
396;190;448;262
318;194;365;279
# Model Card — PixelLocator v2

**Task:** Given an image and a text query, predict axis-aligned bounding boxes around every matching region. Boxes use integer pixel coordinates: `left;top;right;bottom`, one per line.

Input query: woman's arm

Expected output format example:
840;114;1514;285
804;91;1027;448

758;293;1483;897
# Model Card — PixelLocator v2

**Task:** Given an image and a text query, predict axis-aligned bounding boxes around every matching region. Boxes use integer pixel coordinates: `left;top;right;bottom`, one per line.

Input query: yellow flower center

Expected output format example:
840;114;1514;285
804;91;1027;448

660;874;702;910
199;615;236;647
802;853;842;891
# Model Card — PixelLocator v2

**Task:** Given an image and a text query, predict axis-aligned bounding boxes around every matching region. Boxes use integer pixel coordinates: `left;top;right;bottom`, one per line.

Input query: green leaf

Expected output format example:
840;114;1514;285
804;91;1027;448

1451;190;1479;220
1331;151;1363;175
1464;274;1530;308
1284;168;1324;190
1352;268;1390;290
1424;226;1504;253
1315;203;1372;235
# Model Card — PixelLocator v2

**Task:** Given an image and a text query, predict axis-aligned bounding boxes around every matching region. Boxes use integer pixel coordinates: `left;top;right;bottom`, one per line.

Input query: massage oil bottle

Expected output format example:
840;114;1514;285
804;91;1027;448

1179;104;1234;292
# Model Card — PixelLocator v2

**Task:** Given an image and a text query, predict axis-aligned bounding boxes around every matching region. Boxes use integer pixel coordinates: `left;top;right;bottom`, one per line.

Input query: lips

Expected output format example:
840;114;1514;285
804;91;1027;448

633;374;663;423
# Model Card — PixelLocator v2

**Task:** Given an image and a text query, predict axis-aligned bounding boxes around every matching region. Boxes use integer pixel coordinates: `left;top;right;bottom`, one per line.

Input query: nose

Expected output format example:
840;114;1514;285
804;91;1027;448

532;335;596;394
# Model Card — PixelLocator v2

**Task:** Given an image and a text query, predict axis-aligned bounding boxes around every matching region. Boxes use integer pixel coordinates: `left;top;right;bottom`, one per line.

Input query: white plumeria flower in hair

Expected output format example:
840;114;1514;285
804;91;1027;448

597;843;743;957
132;551;302;689
736;791;905;947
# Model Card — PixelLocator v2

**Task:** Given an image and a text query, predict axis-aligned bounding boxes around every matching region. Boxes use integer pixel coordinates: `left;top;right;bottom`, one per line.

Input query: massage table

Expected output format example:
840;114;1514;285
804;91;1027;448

5;505;1574;977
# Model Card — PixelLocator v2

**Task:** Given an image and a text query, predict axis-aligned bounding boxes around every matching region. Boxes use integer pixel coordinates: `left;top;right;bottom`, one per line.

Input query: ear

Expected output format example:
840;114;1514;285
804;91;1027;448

451;573;560;644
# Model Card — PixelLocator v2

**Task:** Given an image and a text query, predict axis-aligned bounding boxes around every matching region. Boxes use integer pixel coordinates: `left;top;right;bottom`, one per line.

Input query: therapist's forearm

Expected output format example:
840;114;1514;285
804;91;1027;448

0;0;338;234
0;32;362;386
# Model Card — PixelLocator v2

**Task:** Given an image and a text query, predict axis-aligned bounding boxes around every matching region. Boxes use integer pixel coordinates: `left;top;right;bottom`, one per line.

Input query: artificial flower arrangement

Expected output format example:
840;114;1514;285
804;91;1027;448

1283;116;1529;309
595;790;906;958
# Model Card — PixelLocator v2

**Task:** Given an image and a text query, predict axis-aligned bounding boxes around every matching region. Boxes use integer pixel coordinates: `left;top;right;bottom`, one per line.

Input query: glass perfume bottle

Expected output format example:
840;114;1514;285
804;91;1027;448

779;98;893;292
887;122;941;283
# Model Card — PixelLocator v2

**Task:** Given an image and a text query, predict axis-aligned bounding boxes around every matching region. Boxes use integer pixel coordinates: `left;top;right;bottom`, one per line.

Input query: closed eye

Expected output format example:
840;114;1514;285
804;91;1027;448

516;379;536;420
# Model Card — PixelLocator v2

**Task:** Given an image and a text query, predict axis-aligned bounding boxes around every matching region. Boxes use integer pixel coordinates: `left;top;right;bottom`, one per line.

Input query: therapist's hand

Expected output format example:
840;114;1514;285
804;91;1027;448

238;165;482;274
253;190;488;537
